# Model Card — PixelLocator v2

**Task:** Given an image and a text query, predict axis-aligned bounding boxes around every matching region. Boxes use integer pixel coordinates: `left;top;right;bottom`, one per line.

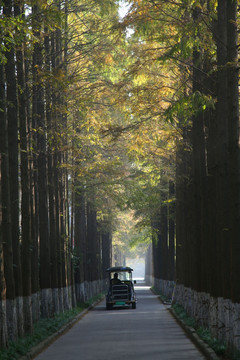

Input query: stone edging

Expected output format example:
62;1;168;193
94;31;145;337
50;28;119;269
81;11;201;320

168;308;220;360
150;287;220;360
168;307;221;360
19;297;105;360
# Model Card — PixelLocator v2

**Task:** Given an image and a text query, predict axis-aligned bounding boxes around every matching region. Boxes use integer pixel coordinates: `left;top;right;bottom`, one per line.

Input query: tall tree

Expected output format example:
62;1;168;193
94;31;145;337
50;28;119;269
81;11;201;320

226;0;240;303
15;2;32;334
32;2;51;317
214;0;230;299
191;3;206;293
2;0;19;341
0;62;7;349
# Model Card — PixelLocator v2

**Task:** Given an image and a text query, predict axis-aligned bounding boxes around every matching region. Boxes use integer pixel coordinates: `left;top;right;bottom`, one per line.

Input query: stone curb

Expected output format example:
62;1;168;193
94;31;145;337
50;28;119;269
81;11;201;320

150;288;220;360
168;307;220;360
19;297;105;360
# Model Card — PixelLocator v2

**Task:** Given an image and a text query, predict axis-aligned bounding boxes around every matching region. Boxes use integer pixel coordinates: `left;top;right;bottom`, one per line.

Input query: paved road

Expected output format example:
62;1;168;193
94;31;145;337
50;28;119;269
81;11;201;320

35;285;205;360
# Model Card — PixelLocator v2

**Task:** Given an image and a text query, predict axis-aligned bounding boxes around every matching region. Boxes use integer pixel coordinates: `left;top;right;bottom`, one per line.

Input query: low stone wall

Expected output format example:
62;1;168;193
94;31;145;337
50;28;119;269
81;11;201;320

153;277;175;300
0;281;105;349
75;279;107;304
153;277;240;355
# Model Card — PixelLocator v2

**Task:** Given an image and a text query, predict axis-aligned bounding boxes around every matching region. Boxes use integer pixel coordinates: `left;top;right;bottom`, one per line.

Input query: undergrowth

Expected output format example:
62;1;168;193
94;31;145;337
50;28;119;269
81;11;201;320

151;287;230;359
0;294;103;360
195;326;226;357
172;304;228;359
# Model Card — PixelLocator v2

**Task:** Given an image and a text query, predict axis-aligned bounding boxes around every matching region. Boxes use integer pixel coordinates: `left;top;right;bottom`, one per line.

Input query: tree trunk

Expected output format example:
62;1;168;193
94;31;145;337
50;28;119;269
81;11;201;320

102;230;112;277
0;67;17;342
30;52;40;322
215;0;229;299
151;212;161;281
87;203;99;282
168;181;175;281
0;62;8;349
15;2;32;335
55;19;69;308
45;30;59;315
226;0;240;303
159;178;168;281
32;4;51;317
3;0;19;341
74;187;87;300
175;125;193;289
191;4;207;293
145;244;152;285
59;158;68;309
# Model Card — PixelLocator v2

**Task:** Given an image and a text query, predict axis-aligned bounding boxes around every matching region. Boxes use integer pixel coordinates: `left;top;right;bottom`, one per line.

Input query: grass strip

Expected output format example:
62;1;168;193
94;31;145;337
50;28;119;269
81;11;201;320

0;294;103;360
151;287;230;359
172;304;230;359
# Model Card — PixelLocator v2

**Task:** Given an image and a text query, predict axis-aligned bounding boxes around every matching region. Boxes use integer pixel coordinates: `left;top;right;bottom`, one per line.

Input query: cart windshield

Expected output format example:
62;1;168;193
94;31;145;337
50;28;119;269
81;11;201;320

110;271;132;281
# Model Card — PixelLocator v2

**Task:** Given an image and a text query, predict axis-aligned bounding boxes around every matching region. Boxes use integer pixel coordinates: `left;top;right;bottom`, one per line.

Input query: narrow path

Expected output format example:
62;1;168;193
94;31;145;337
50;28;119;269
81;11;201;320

35;285;206;360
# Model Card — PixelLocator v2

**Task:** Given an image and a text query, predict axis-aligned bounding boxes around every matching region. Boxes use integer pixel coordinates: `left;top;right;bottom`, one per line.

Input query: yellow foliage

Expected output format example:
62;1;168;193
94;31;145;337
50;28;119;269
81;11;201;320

105;54;114;65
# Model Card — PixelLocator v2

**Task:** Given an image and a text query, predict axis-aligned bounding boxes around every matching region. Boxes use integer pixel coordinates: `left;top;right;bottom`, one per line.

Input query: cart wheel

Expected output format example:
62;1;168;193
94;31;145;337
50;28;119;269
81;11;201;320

132;302;136;309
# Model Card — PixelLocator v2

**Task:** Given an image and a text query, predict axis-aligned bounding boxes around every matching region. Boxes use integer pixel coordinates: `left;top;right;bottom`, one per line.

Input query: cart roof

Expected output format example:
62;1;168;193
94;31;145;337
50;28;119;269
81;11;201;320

106;266;133;273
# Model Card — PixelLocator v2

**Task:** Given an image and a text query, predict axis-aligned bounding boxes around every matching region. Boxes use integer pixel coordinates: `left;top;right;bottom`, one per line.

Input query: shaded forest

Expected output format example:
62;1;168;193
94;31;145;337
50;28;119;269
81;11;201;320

0;0;240;357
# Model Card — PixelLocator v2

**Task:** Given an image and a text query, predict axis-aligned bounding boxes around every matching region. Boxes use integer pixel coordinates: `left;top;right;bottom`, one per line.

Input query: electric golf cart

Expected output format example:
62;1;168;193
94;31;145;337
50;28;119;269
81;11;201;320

105;266;137;310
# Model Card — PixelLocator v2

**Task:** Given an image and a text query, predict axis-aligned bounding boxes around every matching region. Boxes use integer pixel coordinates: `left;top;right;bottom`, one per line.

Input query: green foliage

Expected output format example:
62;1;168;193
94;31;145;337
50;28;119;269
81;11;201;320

94;0;118;16
164;92;215;125
172;303;196;328
112;209;150;258
196;327;226;357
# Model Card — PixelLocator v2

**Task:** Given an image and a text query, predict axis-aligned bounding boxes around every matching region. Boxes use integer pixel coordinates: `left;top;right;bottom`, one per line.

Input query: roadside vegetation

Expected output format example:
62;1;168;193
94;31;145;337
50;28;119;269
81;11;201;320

173;304;228;359
152;286;231;360
0;294;103;360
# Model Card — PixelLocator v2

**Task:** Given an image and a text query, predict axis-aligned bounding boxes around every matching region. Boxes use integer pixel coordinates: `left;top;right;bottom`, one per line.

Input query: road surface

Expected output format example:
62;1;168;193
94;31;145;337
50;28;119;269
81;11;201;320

35;285;205;360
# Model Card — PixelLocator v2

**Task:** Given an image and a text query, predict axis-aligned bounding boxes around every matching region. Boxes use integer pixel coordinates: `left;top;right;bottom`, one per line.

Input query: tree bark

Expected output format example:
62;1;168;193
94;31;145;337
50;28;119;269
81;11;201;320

101;228;112;277
159;178;168;281
2;0;19;341
87;201;99;282
151;211;161;281
191;4;207;293
32;4;51;317
215;0;229;299
0;61;8;349
30;50;40;321
74;187;87;288
175;125;193;289
45;29;60;314
168;181;175;281
226;0;240;303
15;2;33;334
4;0;22;302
